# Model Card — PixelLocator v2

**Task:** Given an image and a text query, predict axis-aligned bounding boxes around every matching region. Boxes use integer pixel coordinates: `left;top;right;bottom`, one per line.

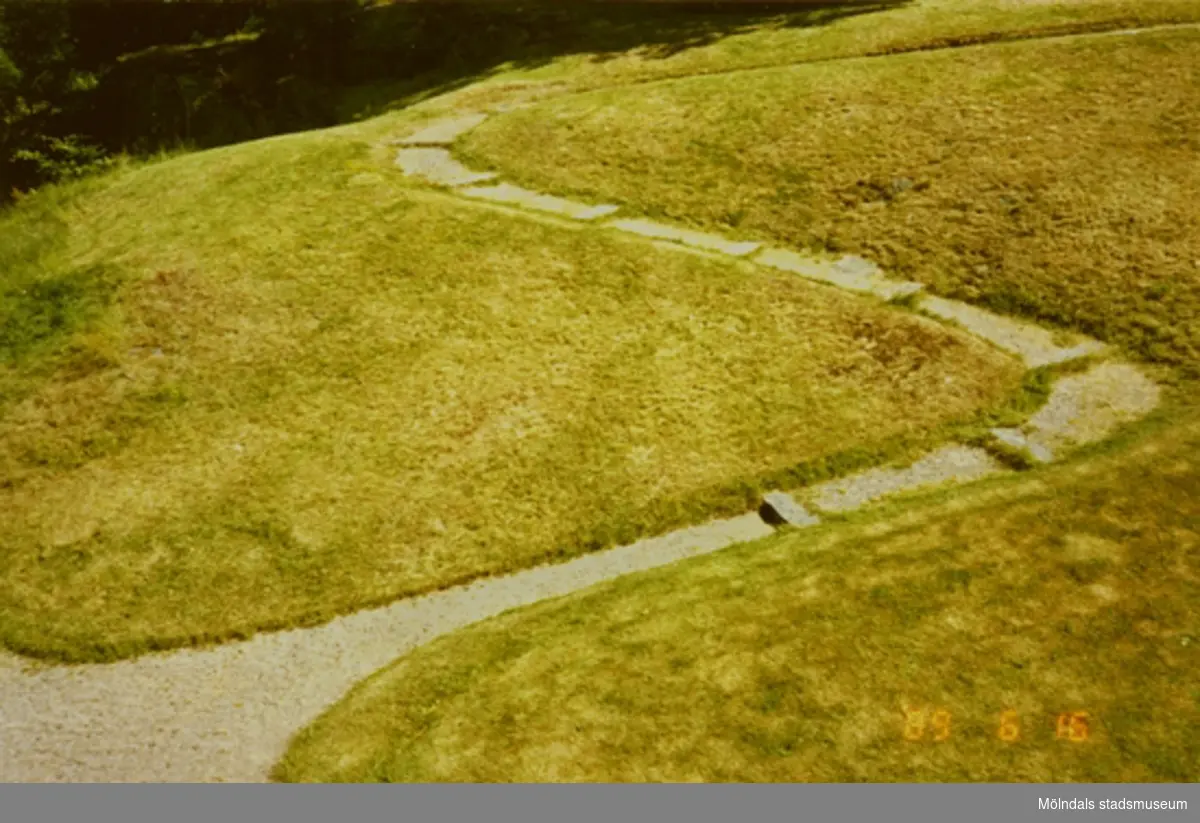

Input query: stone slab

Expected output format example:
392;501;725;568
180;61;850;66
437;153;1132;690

396;113;489;146
606;218;760;256
920;295;1106;368
395;148;498;187
755;249;923;300
459;183;619;220
760;491;821;527
990;428;1054;464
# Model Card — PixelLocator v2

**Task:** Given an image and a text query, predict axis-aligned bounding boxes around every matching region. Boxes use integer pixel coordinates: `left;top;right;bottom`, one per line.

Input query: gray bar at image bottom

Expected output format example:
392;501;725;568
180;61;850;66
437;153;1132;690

2;784;1194;823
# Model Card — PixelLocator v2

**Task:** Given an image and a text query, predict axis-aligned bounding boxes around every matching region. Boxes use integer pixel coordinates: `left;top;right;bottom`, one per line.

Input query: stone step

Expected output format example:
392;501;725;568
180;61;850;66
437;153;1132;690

394;113;490;146
755;249;923;300
760;491;821;527
459;183;619;220
395;148;498;187
919;295;1106;368
606;218;761;256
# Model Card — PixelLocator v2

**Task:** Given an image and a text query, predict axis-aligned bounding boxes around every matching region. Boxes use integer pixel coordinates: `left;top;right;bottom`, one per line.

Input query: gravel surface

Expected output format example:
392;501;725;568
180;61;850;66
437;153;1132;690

804;445;1007;513
0;514;774;782
1018;361;1161;455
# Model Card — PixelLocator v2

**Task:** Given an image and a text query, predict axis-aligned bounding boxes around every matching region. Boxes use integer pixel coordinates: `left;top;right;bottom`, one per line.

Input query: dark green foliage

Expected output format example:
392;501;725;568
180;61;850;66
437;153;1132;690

0;1;902;200
10;133;112;184
1;0;92;194
0;1;73;95
65;1;259;71
0;43;18;97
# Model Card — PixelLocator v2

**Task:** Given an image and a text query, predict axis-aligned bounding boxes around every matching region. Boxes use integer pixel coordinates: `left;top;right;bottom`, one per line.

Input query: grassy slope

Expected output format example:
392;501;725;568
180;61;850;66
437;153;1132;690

451;0;1200;100
460;28;1200;371
274;408;1200;783
0;124;1019;662
275;5;1200;782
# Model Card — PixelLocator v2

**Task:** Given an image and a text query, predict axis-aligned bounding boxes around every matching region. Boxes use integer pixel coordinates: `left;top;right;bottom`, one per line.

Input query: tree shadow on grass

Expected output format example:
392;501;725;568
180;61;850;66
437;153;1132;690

335;0;910;119
70;1;909;162
570;0;908;61
373;1;911;65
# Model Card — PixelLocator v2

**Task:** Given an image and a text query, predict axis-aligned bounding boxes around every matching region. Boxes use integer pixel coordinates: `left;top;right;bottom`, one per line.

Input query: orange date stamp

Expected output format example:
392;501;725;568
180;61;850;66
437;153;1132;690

901;706;1092;742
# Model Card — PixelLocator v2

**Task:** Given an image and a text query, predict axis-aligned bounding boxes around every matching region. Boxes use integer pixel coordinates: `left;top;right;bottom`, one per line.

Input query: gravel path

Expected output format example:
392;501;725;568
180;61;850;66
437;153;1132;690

994;362;1162;459
805;445;1006;514
0;88;1170;782
0;515;773;782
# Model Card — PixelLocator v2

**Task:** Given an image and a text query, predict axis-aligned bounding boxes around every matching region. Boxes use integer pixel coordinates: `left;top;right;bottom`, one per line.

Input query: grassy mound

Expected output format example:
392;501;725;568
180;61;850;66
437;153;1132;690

274;411;1200;783
472;0;1200;96
460;27;1200;370
0;128;1019;662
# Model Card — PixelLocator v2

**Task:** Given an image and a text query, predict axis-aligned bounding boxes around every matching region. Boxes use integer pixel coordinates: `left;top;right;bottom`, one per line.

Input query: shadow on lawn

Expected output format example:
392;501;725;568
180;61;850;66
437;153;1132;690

342;0;911;116
77;1;909;158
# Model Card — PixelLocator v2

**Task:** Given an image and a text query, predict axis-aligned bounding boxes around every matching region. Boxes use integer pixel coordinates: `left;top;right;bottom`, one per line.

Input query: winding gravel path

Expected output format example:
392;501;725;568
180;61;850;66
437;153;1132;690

0;515;772;782
1;84;1168;782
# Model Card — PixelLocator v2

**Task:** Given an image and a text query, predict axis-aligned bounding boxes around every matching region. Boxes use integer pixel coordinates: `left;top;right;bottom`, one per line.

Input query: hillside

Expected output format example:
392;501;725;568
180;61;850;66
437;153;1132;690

0;0;1196;784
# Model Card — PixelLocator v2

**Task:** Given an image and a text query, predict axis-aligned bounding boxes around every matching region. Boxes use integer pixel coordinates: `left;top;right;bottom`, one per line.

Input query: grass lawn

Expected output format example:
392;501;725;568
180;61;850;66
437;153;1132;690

274;409;1200;783
0;126;1020;662
446;0;1200;102
275;10;1200;786
459;27;1200;371
3;0;1195;783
